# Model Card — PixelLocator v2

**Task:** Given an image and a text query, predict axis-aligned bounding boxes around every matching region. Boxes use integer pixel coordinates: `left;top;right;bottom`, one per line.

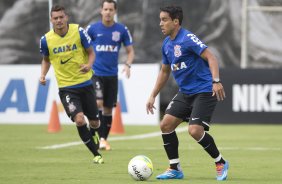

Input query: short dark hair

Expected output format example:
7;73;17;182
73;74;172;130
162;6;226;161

160;6;183;25
50;5;67;16
101;0;117;9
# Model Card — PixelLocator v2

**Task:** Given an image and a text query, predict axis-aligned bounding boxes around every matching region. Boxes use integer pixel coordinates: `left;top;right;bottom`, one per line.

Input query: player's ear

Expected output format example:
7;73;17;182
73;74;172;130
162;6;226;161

173;19;179;25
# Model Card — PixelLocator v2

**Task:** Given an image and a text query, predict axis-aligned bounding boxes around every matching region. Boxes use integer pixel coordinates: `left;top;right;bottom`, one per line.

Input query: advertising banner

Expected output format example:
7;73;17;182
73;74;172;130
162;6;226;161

0;64;160;125
213;69;282;124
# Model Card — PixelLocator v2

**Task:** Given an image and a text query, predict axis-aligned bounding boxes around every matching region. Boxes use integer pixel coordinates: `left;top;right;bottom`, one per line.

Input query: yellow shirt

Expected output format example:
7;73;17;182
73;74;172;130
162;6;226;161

45;24;93;88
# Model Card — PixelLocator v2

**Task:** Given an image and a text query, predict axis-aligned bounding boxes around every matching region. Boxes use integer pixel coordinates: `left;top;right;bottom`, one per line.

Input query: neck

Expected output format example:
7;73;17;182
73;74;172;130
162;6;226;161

54;25;69;36
102;20;115;27
170;26;181;40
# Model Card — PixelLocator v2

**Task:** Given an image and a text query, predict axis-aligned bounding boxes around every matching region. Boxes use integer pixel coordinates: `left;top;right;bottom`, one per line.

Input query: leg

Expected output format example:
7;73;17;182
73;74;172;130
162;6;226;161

95;99;104;138
102;106;113;140
88;119;100;149
189;124;228;180
156;92;192;180
99;76;117;150
74;113;100;156
156;114;184;180
189;93;228;180
91;75;104;138
99;106;112;151
189;124;223;161
160;114;182;169
59;87;103;164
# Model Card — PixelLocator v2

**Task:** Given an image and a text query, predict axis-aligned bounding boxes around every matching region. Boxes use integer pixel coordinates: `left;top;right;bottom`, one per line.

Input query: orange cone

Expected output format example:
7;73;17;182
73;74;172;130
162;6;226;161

48;100;61;133
110;102;125;135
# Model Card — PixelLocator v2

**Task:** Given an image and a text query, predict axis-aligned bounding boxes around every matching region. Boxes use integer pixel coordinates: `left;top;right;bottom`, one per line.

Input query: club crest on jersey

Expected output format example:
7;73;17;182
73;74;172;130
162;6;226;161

174;45;182;57
112;31;120;42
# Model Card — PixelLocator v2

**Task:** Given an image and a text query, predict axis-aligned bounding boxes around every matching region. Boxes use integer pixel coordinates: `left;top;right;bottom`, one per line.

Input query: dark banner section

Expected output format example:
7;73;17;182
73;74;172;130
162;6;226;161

213;69;282;124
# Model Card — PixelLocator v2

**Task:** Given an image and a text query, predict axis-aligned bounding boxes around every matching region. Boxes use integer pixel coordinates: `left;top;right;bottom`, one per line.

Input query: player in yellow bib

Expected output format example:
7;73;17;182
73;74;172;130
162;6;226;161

39;5;103;164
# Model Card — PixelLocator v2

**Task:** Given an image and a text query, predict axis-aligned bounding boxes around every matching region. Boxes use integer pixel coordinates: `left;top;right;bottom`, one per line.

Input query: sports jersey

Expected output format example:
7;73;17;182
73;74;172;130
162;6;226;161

86;21;133;76
162;28;212;95
40;24;93;88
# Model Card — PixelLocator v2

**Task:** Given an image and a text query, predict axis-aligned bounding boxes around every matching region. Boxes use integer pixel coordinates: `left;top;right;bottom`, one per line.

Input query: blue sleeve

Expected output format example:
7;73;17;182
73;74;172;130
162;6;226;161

122;26;133;46
161;41;169;65
79;27;92;49
86;24;96;41
40;36;49;56
185;33;208;56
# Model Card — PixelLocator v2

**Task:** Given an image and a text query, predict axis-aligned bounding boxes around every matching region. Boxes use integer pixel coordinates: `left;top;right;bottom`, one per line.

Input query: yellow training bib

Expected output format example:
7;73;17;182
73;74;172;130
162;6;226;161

45;24;92;88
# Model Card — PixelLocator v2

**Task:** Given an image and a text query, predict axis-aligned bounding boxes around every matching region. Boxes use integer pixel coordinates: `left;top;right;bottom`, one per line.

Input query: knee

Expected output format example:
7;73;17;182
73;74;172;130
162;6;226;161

97;100;103;110
159;115;181;133
188;127;197;137
160;121;172;133
74;113;86;126
188;125;204;140
89;120;100;129
103;107;112;115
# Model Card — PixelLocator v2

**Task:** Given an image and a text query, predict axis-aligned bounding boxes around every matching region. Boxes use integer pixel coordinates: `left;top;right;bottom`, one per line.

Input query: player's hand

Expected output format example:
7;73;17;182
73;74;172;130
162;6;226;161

212;83;226;101
39;75;46;85
80;64;91;74
146;96;156;114
122;64;131;78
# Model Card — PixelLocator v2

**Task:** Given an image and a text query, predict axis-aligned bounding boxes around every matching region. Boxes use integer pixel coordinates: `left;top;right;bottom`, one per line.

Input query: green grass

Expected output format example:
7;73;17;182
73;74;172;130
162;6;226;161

0;124;282;184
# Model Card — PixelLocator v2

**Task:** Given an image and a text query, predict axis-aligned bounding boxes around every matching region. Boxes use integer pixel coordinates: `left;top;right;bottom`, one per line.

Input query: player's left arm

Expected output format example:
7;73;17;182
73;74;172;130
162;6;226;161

79;26;95;74
80;46;95;74
122;26;135;78
201;48;226;101
122;45;135;78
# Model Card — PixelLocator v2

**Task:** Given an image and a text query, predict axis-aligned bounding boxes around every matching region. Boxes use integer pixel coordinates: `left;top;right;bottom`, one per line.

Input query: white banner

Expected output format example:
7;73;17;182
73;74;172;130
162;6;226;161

0;64;160;125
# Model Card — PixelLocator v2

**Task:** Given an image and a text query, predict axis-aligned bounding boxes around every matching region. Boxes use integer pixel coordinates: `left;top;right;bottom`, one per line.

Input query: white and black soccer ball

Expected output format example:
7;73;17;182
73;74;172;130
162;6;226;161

128;155;153;181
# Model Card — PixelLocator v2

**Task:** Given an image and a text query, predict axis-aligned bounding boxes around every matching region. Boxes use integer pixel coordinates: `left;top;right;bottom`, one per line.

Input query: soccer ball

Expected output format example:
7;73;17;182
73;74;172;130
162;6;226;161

128;155;153;181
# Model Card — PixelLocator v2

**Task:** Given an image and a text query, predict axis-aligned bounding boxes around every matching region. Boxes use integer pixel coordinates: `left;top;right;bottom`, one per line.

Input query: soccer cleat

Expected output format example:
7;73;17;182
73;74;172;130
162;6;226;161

99;138;111;151
216;161;229;181
93;155;104;164
156;168;184;180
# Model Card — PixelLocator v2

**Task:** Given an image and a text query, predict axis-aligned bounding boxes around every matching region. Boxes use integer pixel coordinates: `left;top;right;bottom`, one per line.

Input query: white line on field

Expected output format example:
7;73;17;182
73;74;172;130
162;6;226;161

37;127;282;151
38;127;187;150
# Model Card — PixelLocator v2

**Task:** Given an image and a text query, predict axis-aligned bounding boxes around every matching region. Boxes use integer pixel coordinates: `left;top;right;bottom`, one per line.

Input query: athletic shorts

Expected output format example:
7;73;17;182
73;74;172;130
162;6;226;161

91;75;118;108
59;85;99;122
165;92;217;131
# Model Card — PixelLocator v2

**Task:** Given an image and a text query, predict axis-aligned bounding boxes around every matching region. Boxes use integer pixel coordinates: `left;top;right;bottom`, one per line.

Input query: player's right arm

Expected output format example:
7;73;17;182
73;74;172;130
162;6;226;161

40;56;51;85
146;64;171;114
39;36;51;85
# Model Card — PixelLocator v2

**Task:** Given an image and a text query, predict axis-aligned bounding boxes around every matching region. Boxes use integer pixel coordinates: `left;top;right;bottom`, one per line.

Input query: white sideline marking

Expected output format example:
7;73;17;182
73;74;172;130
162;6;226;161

37;127;282;151
38;127;187;150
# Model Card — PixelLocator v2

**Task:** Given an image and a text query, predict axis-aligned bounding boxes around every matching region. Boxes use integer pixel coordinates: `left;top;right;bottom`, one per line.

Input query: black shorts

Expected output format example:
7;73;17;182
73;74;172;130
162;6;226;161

165;92;217;131
92;75;118;108
59;85;99;122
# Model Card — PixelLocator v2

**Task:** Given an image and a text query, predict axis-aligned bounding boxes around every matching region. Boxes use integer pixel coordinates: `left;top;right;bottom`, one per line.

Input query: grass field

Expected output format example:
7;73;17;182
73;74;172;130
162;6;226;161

0;124;281;184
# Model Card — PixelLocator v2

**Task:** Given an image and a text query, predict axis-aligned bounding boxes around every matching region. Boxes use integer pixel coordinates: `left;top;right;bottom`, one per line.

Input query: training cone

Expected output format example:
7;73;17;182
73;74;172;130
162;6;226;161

110;102;125;135
48;100;61;133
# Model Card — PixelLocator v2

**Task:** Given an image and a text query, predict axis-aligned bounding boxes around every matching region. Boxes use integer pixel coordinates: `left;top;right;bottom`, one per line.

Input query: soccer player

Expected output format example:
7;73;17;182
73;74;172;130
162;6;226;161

146;6;229;180
86;0;135;150
39;5;104;164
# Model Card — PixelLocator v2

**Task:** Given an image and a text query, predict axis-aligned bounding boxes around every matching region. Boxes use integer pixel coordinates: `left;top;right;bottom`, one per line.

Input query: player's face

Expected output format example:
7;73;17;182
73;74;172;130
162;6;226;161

159;11;177;36
51;10;68;31
101;2;116;24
